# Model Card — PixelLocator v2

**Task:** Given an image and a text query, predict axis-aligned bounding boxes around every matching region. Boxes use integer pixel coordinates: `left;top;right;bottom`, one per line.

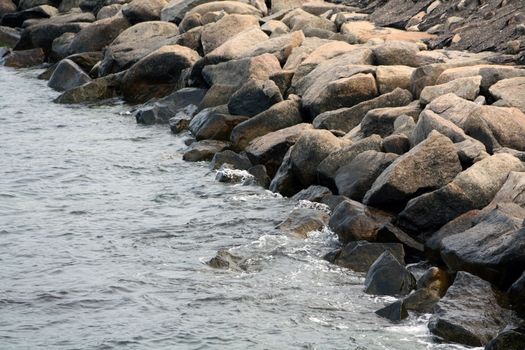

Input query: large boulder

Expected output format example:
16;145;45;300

200;14;259;55
245;123;312;178
359;102;421;138
289;129;344;188
335;151;398;202
463;106;525;153
372;40;421;67
376;65;415;94
227;79;283;117
68;15;130;55
269;147;302;197
54;73;122;104
364;251;416;296
329;199;393;243
0;4;57;28
182;140;230;162
184;1;263;18
398;153;524;235
48;58;91;92
508;271;525;317
424;93;480;128
489;77;525;113
191;112;248;141
122;0;167;24
121;44;200;103
281;8;336;33
231;97;302;150
428;272;508;347
420;75;481;105
333;240;405;272
312;88;413;133
3;47;44;67
410;109;469;146
364;131;462;209
0;26;20;48
98;21;180;76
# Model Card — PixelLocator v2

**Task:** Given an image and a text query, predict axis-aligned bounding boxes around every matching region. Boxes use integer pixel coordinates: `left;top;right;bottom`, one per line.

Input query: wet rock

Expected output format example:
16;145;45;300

329;199;393;243
231;97;303;151
364;251;416;296
382;134;409;155
48;58;91;92
215;165;253;184
122;0;167;24
269;147;301;197
376;65;415;94
375;223;424;258
372;40;421;67
317;134;383;188
182;139;230;162
246;164;270;188
135;87;206;125
291;185;331;203
312;88;413;133
333;240;404;273
335;151;398;202
485;329;525;350
463;105;525;153
193;112;248;141
98;21;180;76
49;32;75;61
420;75;481;105
68;15;131;55
209;150;251;171
489;77;525;113
290;129;344;188
207;249;246;271
200;14;258;55
359;102;421;138
0;5;57;28
121;44;200;103
402;288;440;314
3;47;44;67
508;271;525;317
398;153;524;235
277;208;329;237
227;79;283;117
245;123;312;178
364;131;461;209
428;271;508;347
54;73;122;104
375;300;408;322
0;26;20;48
416;267;451;297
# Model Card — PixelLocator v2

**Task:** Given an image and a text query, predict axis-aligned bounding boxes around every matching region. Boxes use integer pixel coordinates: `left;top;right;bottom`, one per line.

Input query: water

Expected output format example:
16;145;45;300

0;67;476;350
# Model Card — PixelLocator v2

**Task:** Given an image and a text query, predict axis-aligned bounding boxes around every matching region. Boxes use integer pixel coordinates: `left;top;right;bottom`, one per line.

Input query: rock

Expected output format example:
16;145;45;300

0;0;16;17
420;75;481;105
485;329;525;350
335;151;398;202
398;153;524;235
364;131;462;209
227;79;283;117
121;44;200;103
261;19;289;36
382;134;409;155
410;109;469;146
508;271;525;317
0;5;57;28
455;138;489;168
364;251;416;296
215;165;253;184
340;20;435;44
209;150;251;170
317;134;383;188
207;249;246;271
281;8;336;33
276;208;329;237
202;53;281;88
192;112;248;141
375;223;424;258
402;288;441;314
269;147;302;197
312;88;413;133
48;59;91;92
359;102;421;138
333;240;404;272
231;97;302;150
246;164;271;188
372;41;421;67
376;65;415;94
428;271;508;347
68;15;130;55
135;87;206;125
291;185;331;203
0;26;20;48
375;300;408;322
49;32;77;62
270;0;309;12
98;21;180;76
489;77;525;114
122;0;167;24
96;4;123;20
290;129;344;188
416;266;451;297
54;73;122;104
200;14;259;55
329;199;393;243
3;48;44;67
184;1;263;19
463;105;525;153
182;140;230;162
245;123;312;178
424;93;479;128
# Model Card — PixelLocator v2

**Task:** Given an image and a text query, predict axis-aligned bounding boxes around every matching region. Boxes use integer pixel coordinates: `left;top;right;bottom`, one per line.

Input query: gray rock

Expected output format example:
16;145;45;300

360;102;421;138
48;58;91;92
402;288;440;313
0;26;20;48
364;251;416;296
50;32;75;61
410;110;469;146
488;77;525;113
485;329;525;350
276;208;329;237
122;0;167;24
200;14;259;55
372;40;421;67
291;185;331;203
375;300;408;322
420;75;481;105
3;47;44;68
508;271;525;317
425;93;479;128
382;134;409;155
68;15;131;55
334;240;404;272
227;79;283;117
182;140;231;162
54;73;122;104
246;164;271;188
210;150;252;171
269;147;302;197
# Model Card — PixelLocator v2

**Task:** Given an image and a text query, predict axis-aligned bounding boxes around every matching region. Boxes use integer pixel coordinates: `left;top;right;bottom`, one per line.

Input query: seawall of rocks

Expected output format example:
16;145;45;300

1;0;525;347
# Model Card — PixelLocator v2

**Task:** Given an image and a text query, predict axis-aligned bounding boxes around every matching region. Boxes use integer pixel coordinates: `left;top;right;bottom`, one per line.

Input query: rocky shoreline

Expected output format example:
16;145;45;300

1;0;525;347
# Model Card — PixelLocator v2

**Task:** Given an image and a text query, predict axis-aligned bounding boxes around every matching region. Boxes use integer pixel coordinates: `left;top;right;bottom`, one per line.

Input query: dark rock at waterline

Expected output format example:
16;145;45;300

485;329;525;350
416;267;451;297
375;223;424;258
291;185;331;203
334;240;404;273
428;271;508;347
509;271;525;317
210;150;252;171
122;0;167;24
269;147;302;197
182;140;230;162
54;73;122;104
329;199;393;243
364;251;416;296
277;208;329;237
194;112;249;141
375;300;408;322
402;288;441;314
320;194;348;212
48;59;91;92
3;48;44;68
227;79;283;117
246;164;270;188
207;249;246;271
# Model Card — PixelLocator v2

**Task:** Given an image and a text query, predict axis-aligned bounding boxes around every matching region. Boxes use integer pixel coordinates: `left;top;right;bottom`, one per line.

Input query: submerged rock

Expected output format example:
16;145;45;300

276;208;329;237
375;300;408;322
